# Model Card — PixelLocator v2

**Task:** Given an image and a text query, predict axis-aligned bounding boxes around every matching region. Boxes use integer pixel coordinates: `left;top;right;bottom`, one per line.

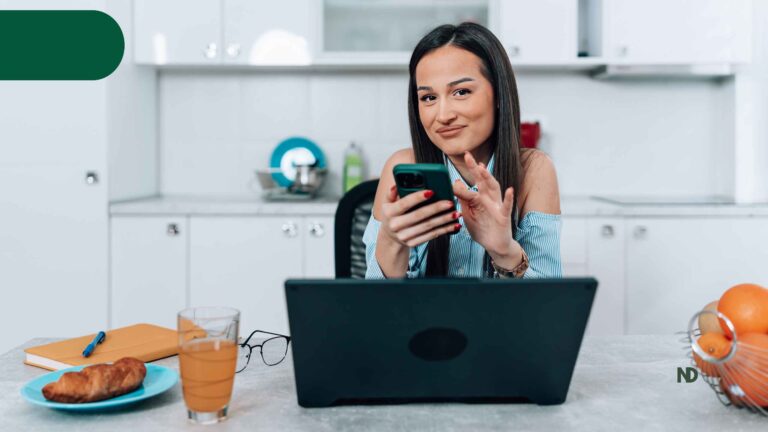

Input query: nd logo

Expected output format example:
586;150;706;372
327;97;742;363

677;367;698;383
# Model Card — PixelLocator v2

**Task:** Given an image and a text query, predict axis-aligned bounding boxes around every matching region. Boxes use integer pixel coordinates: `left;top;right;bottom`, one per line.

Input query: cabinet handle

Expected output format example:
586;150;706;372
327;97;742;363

633;226;647;239
309;222;325;238
508;45;520;57
226;43;241;58
203;42;218;59
167;223;180;237
601;225;614;238
617;45;628;57
85;171;99;185
281;222;298;238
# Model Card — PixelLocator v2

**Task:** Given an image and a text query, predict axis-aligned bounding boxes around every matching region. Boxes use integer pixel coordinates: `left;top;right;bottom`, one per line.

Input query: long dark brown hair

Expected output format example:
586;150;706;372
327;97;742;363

407;22;523;277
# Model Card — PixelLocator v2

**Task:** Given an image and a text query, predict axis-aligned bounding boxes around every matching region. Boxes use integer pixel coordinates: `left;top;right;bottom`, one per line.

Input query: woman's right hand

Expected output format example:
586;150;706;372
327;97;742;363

378;185;461;248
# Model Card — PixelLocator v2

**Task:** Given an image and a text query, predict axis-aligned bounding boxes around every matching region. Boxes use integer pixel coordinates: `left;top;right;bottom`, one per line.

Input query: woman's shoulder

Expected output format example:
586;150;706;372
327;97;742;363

379;148;415;182
385;148;415;166
518;148;560;216
520;148;550;171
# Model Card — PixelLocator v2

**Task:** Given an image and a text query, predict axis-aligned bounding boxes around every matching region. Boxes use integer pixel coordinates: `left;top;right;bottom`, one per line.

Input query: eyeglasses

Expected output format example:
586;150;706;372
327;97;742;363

236;330;291;373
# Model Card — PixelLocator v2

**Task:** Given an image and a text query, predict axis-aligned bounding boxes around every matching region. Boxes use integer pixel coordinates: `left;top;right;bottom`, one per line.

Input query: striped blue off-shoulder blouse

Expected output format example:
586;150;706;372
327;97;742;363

363;154;562;279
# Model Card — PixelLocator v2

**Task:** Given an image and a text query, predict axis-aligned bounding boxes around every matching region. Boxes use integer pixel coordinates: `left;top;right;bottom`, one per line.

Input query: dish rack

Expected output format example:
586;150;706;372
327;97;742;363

682;309;768;415
253;168;316;201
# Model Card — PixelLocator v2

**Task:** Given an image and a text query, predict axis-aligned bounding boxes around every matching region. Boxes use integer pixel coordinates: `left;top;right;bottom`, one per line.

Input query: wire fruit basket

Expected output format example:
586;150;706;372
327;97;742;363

683;309;768;415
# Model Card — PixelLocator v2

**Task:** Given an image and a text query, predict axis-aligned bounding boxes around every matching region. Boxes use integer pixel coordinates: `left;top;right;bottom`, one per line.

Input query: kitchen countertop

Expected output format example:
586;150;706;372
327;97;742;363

110;195;768;217
110;195;341;216
2;336;766;431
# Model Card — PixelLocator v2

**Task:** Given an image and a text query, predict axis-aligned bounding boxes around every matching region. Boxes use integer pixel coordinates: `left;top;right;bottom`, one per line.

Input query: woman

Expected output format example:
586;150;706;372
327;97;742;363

363;22;562;279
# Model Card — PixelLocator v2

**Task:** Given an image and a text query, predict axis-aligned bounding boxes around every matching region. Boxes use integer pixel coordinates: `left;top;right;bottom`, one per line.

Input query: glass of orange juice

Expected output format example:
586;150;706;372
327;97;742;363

178;307;240;425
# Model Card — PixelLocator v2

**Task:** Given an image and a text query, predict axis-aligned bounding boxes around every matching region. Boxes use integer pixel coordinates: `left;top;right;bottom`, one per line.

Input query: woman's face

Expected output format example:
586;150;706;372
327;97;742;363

415;45;495;158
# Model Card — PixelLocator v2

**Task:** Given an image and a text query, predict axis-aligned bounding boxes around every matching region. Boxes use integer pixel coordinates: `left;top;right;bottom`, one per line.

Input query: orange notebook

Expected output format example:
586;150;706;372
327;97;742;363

24;323;179;371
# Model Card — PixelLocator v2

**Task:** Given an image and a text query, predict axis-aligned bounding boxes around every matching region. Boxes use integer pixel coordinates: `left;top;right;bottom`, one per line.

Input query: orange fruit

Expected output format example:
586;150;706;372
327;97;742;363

693;332;732;377
726;332;768;407
717;283;768;338
698;300;724;335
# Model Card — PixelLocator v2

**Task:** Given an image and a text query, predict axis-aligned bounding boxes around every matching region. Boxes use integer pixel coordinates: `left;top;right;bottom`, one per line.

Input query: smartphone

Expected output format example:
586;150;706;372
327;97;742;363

393;163;459;234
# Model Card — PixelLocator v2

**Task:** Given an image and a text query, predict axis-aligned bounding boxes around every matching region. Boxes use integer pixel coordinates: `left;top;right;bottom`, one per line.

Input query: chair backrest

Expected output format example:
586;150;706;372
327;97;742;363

334;179;379;278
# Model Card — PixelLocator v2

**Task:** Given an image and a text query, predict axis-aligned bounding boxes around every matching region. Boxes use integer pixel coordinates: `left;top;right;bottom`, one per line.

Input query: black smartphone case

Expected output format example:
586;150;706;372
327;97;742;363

393;163;458;235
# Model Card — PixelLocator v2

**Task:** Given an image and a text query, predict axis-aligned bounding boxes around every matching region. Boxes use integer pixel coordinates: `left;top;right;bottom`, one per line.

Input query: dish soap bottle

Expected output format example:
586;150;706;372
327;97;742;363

343;141;363;193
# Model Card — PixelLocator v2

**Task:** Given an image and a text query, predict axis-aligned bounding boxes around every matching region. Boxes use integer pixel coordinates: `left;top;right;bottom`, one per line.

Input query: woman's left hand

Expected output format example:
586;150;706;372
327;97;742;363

452;152;521;264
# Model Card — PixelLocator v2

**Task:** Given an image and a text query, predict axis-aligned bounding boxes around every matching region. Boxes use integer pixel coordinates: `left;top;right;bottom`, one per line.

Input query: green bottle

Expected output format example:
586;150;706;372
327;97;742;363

343;141;363;193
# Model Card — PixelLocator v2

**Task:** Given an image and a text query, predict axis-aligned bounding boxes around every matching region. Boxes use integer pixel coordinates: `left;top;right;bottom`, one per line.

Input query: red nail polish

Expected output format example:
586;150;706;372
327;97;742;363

424;190;434;199
454;223;461;231
452;211;459;219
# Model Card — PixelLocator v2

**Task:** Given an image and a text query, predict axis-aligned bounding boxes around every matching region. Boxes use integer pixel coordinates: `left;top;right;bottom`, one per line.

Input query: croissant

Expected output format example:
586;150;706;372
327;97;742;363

42;357;147;403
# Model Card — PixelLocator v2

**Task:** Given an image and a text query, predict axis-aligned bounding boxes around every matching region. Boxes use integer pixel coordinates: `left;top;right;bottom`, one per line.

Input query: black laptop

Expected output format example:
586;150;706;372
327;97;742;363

284;278;597;408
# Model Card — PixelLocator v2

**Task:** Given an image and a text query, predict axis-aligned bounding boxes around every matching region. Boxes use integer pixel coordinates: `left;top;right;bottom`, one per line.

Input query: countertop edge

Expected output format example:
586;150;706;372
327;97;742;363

108;196;768;217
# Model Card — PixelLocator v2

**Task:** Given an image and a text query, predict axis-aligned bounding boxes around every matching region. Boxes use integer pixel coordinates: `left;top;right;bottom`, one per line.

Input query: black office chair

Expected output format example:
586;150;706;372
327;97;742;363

334;179;379;278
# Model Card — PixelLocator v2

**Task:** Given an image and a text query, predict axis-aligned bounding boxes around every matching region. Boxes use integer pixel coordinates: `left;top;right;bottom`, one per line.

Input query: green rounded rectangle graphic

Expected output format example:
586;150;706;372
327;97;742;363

0;10;124;80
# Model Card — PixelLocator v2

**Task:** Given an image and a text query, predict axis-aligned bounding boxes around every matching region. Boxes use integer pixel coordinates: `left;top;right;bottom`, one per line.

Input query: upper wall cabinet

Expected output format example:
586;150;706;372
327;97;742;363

134;0;317;65
595;0;752;64
223;0;317;65
133;0;753;71
498;0;578;62
134;0;221;65
318;0;491;64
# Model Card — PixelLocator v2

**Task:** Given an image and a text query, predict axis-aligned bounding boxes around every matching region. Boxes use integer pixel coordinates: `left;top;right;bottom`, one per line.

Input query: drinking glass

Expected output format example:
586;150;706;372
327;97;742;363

178;307;240;425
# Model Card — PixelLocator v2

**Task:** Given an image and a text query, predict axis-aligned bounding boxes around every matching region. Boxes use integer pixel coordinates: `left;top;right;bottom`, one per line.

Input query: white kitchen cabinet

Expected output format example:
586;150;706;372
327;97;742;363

599;0;752;63
0;167;107;352
585;218;625;336
0;0;156;354
303;216;335;278
0;82;105;167
134;0;315;65
626;217;768;335
223;0;316;65
321;0;490;56
190;217;304;335
134;0;222;65
561;216;626;336
560;216;589;277
498;0;578;62
110;217;188;329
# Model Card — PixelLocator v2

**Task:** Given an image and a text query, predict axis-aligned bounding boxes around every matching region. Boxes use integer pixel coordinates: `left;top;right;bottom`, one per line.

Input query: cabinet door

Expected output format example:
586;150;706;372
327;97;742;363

320;0;489;55
111;217;187;329
0;80;105;168
0;167;107;353
585;218;625;336
626;218;768;334
303;216;335;278
133;0;222;65
603;0;751;63
223;0;315;65
190;217;302;334
560;217;588;277
499;0;578;62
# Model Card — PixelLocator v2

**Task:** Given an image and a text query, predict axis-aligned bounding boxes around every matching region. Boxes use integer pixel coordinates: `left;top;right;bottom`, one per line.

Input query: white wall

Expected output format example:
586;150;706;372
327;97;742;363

159;69;732;198
518;72;732;197
159;71;410;198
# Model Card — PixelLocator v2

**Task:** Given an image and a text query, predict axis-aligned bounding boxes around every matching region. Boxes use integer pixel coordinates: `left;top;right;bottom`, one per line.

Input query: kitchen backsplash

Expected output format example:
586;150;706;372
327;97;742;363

159;70;733;198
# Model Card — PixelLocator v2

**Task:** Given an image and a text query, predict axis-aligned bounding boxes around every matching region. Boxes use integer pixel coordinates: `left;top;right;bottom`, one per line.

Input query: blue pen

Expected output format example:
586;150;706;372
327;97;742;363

82;331;106;358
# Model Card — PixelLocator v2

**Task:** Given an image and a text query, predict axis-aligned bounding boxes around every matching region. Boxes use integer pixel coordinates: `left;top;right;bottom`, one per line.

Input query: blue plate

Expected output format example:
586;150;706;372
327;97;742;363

269;137;326;187
20;363;178;411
